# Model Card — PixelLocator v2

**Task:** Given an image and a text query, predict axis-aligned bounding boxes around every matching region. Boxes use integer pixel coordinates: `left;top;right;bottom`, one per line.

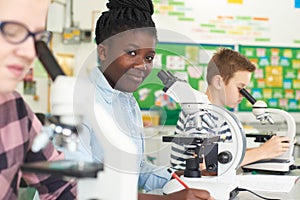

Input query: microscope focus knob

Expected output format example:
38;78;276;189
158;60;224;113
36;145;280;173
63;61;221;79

218;151;232;164
184;158;201;178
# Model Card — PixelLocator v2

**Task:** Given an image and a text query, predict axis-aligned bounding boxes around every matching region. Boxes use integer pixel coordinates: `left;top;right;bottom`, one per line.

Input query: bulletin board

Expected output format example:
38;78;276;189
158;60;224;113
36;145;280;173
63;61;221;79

153;0;300;45
134;42;234;125
238;45;300;112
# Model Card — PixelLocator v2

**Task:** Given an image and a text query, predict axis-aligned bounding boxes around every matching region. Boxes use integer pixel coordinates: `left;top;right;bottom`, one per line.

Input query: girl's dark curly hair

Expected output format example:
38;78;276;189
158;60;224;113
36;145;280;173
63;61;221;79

95;0;157;45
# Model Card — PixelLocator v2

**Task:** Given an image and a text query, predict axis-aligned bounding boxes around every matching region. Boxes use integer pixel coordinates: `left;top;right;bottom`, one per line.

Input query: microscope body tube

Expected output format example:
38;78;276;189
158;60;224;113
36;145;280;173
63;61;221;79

239;88;256;105
157;69;209;105
35;41;65;81
32;41;74;152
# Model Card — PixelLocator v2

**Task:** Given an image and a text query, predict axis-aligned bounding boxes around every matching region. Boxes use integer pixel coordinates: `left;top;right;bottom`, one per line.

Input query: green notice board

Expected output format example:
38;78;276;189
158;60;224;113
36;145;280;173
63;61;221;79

134;42;234;125
238;45;300;112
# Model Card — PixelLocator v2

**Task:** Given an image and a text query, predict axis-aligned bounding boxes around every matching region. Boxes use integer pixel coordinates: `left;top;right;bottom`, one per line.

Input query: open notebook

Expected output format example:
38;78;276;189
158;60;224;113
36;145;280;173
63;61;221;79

237;174;300;193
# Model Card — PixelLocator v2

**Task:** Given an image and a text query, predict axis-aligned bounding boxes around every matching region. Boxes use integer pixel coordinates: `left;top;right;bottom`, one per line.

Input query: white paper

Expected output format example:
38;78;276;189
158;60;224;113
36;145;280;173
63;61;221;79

237;174;299;193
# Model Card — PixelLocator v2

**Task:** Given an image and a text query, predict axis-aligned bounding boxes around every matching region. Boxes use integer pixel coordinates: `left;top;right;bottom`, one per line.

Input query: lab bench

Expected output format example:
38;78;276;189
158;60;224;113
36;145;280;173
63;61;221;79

147;160;300;200
235;159;300;200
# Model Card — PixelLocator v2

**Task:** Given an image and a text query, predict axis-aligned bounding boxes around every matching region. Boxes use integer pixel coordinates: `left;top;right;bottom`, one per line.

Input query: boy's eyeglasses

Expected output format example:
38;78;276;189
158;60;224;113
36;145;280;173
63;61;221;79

0;21;51;44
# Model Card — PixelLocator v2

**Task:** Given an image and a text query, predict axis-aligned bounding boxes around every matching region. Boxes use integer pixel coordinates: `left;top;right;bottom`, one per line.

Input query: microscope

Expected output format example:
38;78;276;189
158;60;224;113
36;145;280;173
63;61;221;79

21;41;139;200
157;70;246;200
239;88;296;174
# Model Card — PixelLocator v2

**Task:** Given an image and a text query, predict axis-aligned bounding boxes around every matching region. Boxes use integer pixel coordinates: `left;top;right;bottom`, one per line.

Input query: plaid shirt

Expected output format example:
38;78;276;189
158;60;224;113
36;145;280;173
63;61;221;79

0;91;77;200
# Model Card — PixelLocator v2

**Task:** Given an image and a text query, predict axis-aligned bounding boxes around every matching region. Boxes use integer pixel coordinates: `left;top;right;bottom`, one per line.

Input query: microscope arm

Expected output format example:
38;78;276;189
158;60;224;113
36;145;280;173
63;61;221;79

158;70;246;175
264;108;296;160
266;108;296;138
239;88;296;160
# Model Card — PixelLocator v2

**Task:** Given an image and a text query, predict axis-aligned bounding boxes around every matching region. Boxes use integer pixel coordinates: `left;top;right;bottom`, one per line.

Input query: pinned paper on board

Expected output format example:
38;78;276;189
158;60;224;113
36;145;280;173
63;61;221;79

254;68;263;79
271;48;280;56
245;48;254;57
285;89;294;98
187;66;203;78
185;46;199;64
256;79;265;88
271;56;279;66
265;66;282;87
280;57;290;66
252;88;263;99
153;54;162;69
293;80;300;89
273;89;283;98
263;88;272;98
288;99;298;109
292;60;300;68
285;69;296;79
283;49;293;58
259;57;269;66
296;90;300;99
256;48;266;57
166;55;185;70
283;79;292;89
268;98;278;107
279;99;288;108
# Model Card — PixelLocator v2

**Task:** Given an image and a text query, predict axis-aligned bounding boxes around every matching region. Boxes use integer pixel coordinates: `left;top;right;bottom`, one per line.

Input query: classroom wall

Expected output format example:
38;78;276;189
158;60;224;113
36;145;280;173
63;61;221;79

23;0;300;122
153;0;300;45
50;0;300;45
47;0;300;70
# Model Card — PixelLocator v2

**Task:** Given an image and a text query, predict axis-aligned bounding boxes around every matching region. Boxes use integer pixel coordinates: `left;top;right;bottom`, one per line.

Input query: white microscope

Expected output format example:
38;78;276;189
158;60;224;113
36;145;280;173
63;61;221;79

21;41;139;200
239;88;296;174
157;70;246;200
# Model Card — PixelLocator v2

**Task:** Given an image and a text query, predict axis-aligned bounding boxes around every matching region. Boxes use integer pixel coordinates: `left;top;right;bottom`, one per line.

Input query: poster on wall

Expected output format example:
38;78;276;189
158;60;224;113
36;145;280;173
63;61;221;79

153;0;300;45
239;45;300;112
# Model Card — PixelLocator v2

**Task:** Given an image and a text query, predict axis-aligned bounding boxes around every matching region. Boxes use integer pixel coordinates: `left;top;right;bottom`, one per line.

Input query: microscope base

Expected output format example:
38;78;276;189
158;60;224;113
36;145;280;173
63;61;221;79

242;159;294;174
163;177;239;200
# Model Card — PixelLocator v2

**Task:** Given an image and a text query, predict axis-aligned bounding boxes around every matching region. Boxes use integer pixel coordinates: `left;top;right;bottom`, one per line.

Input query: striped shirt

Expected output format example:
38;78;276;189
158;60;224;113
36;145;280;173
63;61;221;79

170;110;232;170
0;91;77;200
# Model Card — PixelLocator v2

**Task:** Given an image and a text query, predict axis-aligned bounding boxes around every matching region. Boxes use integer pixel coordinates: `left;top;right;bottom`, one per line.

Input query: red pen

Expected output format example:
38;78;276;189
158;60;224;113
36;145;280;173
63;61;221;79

167;168;189;189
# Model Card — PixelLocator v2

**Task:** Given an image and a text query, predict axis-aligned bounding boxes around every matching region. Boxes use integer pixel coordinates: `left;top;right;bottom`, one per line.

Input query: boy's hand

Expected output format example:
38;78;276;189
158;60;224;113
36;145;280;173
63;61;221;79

259;135;290;159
